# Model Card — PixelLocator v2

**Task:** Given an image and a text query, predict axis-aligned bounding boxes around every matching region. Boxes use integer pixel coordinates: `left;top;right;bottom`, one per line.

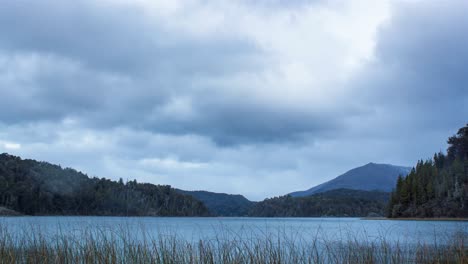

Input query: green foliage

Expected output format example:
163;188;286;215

388;124;468;218
249;189;390;217
0;154;209;216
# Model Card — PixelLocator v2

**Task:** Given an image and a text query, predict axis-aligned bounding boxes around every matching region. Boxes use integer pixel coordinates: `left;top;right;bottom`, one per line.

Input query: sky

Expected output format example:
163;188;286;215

0;0;467;200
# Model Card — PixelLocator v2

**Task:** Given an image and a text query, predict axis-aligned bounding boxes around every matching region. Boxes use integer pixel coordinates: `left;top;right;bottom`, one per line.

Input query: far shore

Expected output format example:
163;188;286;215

0;207;22;217
362;217;468;221
0;212;467;221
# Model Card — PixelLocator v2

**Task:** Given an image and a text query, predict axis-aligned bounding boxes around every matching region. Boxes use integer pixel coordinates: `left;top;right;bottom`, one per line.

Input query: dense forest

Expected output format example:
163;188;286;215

248;189;390;217
388;124;468;218
0;154;209;216
175;189;255;216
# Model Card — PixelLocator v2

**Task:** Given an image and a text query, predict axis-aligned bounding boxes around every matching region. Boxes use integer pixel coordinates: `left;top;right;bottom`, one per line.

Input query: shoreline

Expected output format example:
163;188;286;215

0;207;22;217
362;217;468;221
0;215;467;221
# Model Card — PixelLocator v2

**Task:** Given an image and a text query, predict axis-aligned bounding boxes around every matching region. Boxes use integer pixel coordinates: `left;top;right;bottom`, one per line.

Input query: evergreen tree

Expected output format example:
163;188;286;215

388;124;468;218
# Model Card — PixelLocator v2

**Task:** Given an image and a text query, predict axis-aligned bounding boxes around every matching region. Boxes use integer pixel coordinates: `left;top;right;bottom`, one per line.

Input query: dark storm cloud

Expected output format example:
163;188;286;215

374;1;468;100
0;1;155;73
0;52;127;124
0;0;466;148
0;0;346;145
144;99;343;145
0;0;266;135
342;0;468;167
351;0;468;138
0;1;261;75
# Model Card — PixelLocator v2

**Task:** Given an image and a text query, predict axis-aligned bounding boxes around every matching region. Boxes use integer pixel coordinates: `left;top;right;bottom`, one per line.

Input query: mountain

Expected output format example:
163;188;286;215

388;124;468;218
290;163;411;197
249;189;390;217
0;153;209;216
175;190;255;216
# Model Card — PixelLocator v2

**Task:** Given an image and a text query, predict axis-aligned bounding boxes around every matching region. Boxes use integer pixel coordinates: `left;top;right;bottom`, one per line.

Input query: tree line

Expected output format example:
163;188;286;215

248;189;390;217
0;154;209;216
388;124;468;218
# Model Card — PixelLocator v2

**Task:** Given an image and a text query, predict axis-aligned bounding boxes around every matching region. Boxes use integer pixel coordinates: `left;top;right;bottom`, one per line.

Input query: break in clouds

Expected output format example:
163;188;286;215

0;0;467;200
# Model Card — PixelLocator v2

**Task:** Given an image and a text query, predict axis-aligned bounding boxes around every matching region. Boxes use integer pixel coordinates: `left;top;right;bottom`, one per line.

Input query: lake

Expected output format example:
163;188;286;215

1;217;466;246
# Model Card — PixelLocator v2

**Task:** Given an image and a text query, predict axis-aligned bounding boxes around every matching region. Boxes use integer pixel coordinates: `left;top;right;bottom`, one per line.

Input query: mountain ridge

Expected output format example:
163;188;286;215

290;162;411;197
175;189;255;216
0;152;413;217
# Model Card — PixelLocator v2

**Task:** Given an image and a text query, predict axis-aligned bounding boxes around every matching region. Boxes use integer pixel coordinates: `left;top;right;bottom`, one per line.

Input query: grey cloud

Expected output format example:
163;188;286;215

2;0;466;147
0;1;261;76
236;0;321;9
0;52;128;124
0;0;348;145
145;98;344;145
0;0;268;141
351;0;468;138
0;1;156;73
375;1;468;99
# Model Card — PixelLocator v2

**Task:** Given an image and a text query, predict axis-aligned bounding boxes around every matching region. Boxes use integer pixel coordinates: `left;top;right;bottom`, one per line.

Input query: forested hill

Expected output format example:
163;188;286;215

388;124;468;218
175;189;255;216
249;189;390;217
0;154;209;216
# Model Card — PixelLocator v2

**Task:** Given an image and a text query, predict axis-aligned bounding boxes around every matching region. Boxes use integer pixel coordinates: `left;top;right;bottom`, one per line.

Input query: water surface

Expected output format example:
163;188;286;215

1;217;466;246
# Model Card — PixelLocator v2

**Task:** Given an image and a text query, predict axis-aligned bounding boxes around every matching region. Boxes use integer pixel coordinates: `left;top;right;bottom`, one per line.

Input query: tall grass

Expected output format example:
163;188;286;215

0;223;465;264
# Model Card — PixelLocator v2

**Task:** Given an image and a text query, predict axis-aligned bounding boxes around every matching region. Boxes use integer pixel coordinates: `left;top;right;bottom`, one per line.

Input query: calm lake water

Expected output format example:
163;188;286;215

1;217;466;246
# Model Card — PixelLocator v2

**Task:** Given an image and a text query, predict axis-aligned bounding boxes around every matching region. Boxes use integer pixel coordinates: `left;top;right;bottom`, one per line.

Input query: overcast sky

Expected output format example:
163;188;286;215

0;0;467;200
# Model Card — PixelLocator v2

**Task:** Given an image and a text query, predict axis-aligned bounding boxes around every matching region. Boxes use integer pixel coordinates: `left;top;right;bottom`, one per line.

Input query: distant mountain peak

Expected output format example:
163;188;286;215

363;162;402;167
289;163;411;197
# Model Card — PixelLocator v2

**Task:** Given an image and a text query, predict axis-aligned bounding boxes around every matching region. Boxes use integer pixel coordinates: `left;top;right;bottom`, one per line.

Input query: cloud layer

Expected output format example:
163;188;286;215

1;0;467;200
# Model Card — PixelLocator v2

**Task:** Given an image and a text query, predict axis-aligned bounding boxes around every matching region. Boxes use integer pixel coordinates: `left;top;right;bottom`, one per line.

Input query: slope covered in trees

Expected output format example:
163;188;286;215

388;124;468;218
0;154;209;216
175;189;255;216
249;189;390;217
